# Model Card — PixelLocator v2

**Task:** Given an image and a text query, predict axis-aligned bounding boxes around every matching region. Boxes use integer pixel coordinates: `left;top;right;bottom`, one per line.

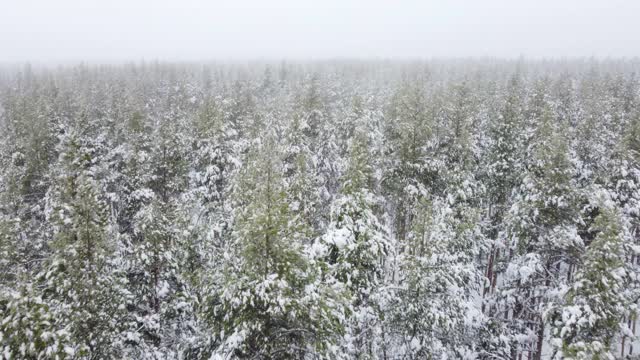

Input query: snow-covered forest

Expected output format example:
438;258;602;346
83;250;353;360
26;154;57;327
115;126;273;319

1;59;639;359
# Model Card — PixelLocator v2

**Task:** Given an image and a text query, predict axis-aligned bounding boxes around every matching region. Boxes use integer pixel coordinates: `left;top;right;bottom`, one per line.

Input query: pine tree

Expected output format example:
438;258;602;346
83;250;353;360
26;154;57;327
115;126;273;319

42;126;130;358
298;74;341;211
574;71;618;186
321;131;390;358
184;96;234;286
501;93;581;359
481;74;526;316
382;78;433;245
0;83;58;285
390;197;480;358
124;111;196;357
548;200;627;359
607;104;640;357
211;137;344;358
282;108;324;234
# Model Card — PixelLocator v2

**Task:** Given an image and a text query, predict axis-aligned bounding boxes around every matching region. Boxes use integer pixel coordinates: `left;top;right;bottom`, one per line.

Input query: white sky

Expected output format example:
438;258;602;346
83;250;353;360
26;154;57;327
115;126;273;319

1;0;638;62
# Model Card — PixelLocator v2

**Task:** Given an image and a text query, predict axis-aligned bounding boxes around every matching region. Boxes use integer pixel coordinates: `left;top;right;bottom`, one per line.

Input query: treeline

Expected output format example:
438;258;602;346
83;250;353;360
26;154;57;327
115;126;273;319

0;60;639;359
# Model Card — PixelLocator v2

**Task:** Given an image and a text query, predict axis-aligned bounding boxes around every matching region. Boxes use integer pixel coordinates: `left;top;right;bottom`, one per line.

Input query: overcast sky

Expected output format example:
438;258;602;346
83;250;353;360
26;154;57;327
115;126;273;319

1;0;638;62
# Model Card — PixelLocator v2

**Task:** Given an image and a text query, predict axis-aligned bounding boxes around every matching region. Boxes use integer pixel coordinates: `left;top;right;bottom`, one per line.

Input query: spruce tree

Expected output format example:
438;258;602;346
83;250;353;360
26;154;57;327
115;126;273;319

322;131;390;358
390;197;479;358
548;201;627;359
211;137;344;358
501;94;581;359
42;126;130;358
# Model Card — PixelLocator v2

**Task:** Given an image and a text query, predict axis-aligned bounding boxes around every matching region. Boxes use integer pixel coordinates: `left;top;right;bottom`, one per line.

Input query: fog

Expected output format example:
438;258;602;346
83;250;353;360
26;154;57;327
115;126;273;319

1;0;639;62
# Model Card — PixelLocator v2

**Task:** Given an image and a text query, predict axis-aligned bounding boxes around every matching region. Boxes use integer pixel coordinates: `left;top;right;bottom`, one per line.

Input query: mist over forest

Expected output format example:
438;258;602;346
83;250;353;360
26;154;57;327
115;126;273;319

1;59;640;359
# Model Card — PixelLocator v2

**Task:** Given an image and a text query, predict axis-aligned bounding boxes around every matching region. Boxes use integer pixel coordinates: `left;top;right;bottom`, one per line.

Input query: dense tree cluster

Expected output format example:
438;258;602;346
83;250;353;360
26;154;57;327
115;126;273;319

1;59;639;359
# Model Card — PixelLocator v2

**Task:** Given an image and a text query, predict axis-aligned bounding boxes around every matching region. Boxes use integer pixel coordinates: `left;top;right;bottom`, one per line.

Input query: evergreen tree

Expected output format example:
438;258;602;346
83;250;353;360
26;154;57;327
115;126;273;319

548;200;627;359
282;108;324;234
42;126;130;358
481;74;526;316
0;84;58;285
211;137;344;358
382;79;433;245
124;111;196;357
501;94;581;359
390;197;480;359
322;131;390;358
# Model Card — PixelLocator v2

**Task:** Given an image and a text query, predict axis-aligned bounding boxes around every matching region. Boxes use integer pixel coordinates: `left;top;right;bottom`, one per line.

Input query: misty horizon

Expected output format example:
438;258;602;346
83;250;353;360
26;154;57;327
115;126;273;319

2;0;639;63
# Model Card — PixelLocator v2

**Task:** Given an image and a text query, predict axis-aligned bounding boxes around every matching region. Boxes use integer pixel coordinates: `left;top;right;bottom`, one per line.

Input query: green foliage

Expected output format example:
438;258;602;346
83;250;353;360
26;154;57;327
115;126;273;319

390;197;479;359
211;139;345;358
549;203;627;360
1;60;639;360
0;288;71;360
